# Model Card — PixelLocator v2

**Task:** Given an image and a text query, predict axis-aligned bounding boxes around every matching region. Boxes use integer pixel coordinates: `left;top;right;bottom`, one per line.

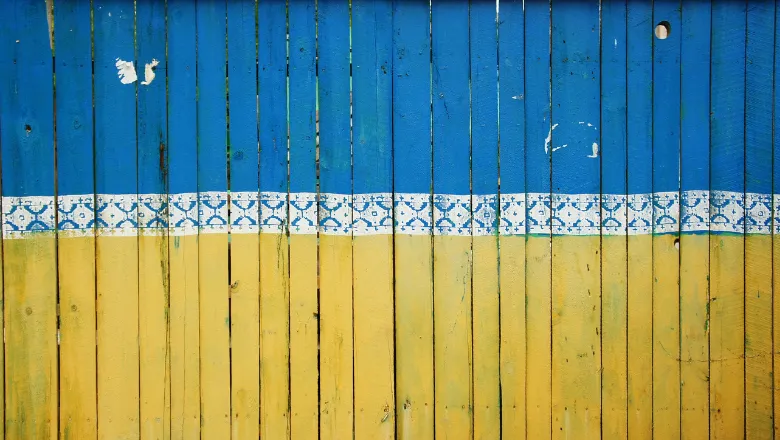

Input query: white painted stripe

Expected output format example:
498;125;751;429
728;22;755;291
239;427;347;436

1;190;775;239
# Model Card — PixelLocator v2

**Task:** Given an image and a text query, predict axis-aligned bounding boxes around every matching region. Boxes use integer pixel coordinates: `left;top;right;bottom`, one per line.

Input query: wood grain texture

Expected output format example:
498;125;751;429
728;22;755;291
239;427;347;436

745;1;775;438
54;1;97;438
497;1;526;435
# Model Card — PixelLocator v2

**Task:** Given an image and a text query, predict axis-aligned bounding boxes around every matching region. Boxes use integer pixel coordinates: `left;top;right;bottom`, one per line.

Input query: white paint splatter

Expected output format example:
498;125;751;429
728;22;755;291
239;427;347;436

115;58;137;84
588;142;599;158
544;123;559;154
141;59;159;85
614;38;618;48
552;144;568;152
587;123;594;127
578;121;585;125
512;95;524;100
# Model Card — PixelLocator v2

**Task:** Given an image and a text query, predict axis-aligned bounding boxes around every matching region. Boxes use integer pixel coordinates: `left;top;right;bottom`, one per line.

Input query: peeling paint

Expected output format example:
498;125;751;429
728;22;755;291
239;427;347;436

45;0;54;51
141;59;159;85
588;142;599;158
115;58;137;84
544;123;559;154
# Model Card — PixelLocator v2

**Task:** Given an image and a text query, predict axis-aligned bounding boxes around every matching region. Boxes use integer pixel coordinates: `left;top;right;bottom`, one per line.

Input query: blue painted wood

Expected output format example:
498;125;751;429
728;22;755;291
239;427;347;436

167;2;197;198
228;1;259;195
711;1;746;198
498;0;525;200
746;1;774;199
626;1;652;200
392;1;432;197
652;0;681;222
602;0;627;200
317;0;352;197
258;0;288;196
197;1;227;196
432;3;470;198
136;0;167;205
681;0;711;196
551;1;600;198
525;0;552;235
55;0;93;200
353;0;393;196
471;1;498;202
94;1;136;196
288;0;317;196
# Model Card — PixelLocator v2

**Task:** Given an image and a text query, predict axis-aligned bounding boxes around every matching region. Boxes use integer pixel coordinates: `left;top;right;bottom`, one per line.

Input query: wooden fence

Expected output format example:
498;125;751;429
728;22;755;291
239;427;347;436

0;0;777;438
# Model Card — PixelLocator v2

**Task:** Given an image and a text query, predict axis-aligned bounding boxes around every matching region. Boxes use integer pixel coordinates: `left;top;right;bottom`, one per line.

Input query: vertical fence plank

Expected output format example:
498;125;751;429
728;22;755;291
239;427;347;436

227;1;260;438
196;2;230;437
710;2;746;438
258;1;291;437
136;1;171;438
317;2;354;438
167;2;200;438
774;0;780;432
601;1;628;437
651;1;682;438
93;2;140;438
0;0;57;438
680;1;712;438
352;1;395;438
391;1;435;437
288;1;319;438
431;3;472;438
469;3;500;438
496;1;526;436
550;2;602;438
525;1;553;438
745;1;775;437
626;2;654;438
774;2;780;434
54;0;97;438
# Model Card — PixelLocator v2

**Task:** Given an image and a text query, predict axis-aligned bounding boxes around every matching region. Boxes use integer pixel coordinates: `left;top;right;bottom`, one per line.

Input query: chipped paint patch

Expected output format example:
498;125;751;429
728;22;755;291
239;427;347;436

141;59;159;85
115;58;137;84
544;123;559;154
588;142;599;158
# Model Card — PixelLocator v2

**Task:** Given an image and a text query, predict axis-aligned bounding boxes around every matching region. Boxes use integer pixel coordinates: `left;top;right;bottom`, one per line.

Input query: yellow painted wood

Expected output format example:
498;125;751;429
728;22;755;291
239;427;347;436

679;234;709;440
198;233;231;438
710;235;745;438
433;235;472;439
527;235;552;440
259;232;291;439
652;234;681;439
601;235;627;439
230;233;260;440
319;235;353;440
289;234;318;440
394;234;434;439
627;234;652;439
96;236;139;440
551;236;601;439
472;235;499;440
0;228;3;440
499;235;525;436
58;236;97;440
353;235;394;439
168;234;200;440
773;234;780;438
745;234;772;439
4;236;58;440
139;233;171;440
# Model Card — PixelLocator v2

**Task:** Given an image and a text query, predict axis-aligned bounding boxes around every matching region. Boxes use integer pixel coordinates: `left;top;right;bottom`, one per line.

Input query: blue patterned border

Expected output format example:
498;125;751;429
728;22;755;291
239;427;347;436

1;190;775;238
